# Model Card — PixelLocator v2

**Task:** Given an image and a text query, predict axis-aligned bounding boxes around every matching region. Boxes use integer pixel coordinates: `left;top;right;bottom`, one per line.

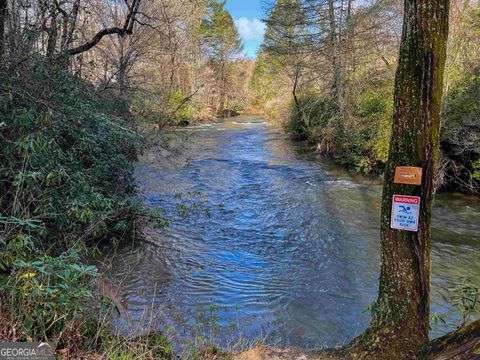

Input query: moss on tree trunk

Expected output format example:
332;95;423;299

346;0;450;357
420;319;480;359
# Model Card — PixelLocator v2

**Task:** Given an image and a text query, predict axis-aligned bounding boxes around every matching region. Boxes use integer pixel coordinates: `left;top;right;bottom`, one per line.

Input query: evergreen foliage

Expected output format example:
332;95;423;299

0;58;140;346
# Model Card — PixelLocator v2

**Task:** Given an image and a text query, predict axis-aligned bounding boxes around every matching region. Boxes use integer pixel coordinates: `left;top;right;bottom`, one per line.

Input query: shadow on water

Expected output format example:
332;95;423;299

100;115;480;352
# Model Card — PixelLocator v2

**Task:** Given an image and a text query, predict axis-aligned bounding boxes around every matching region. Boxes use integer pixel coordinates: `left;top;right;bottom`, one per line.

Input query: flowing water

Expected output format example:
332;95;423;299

103;116;480;351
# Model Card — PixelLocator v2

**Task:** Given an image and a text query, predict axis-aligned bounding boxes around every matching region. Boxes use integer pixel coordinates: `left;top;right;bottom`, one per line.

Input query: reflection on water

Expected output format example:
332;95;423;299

102;116;480;350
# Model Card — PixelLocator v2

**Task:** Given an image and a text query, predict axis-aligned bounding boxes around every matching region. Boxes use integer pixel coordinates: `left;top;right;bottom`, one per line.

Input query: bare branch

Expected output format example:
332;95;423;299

66;0;141;56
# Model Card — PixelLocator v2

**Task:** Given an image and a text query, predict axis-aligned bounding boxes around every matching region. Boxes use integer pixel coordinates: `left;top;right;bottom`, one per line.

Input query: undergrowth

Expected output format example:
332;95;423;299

0;58;162;357
0;57;239;359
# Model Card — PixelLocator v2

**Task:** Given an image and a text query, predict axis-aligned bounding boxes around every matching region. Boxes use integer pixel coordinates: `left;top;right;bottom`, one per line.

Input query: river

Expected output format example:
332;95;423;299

102;116;480;352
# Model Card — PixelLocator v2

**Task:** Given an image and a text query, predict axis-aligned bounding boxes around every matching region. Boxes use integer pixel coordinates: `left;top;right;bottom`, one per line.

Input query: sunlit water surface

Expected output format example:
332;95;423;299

101;116;480;351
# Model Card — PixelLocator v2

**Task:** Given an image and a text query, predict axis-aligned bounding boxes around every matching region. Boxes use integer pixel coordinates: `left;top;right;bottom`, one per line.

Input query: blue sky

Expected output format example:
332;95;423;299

225;0;266;58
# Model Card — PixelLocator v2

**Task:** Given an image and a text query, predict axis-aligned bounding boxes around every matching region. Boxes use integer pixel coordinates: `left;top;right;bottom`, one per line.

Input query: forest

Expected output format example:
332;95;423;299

253;0;480;195
0;0;479;359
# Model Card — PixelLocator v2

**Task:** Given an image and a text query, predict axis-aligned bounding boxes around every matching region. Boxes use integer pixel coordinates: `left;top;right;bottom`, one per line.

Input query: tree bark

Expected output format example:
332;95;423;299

218;60;226;113
46;5;58;60
0;0;6;61
420;319;480;359
347;0;450;357
328;0;341;108
117;57;129;104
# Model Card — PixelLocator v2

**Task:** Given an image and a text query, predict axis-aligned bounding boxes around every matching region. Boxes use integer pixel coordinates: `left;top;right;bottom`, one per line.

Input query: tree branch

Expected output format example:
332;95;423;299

171;87;201;116
66;0;141;56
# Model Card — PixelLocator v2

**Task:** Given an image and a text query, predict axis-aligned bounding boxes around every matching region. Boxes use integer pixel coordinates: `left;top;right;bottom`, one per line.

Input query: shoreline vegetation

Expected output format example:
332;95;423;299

251;0;480;196
1;0;251;356
0;0;479;358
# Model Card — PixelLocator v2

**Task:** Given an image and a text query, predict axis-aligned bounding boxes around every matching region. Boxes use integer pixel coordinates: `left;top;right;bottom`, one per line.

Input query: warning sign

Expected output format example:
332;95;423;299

391;195;420;232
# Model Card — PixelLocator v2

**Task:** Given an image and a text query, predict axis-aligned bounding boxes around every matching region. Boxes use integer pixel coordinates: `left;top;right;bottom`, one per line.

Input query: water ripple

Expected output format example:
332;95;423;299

102;117;480;351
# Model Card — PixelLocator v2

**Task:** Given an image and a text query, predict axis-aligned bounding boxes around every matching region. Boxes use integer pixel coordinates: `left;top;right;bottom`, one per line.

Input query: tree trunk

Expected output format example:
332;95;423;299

46;8;58;60
8;0;16;57
0;0;6;61
218;60;226;114
347;0;450;357
328;0;341;108
118;59;129;105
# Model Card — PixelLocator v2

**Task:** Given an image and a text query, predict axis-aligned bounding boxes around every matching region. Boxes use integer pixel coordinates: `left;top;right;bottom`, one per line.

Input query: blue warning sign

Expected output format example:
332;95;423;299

391;195;420;232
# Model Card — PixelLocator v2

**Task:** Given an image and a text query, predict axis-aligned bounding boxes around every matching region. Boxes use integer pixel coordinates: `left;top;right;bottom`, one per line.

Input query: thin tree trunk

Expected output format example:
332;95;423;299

328;0;341;107
0;0;6;61
344;0;353;73
8;0;17;56
347;0;449;357
218;60;226;113
118;59;129;104
46;7;58;60
65;0;79;50
292;69;300;112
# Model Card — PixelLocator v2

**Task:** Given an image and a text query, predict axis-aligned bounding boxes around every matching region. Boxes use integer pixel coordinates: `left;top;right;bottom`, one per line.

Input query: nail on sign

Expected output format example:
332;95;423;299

391;195;420;232
394;166;422;185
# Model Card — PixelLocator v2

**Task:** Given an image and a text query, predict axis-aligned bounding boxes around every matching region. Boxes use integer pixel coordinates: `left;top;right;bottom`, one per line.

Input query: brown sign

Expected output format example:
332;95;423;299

394;166;423;185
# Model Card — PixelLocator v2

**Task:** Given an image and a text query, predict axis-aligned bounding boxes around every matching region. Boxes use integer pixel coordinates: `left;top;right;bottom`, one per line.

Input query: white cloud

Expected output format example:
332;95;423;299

234;17;266;42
